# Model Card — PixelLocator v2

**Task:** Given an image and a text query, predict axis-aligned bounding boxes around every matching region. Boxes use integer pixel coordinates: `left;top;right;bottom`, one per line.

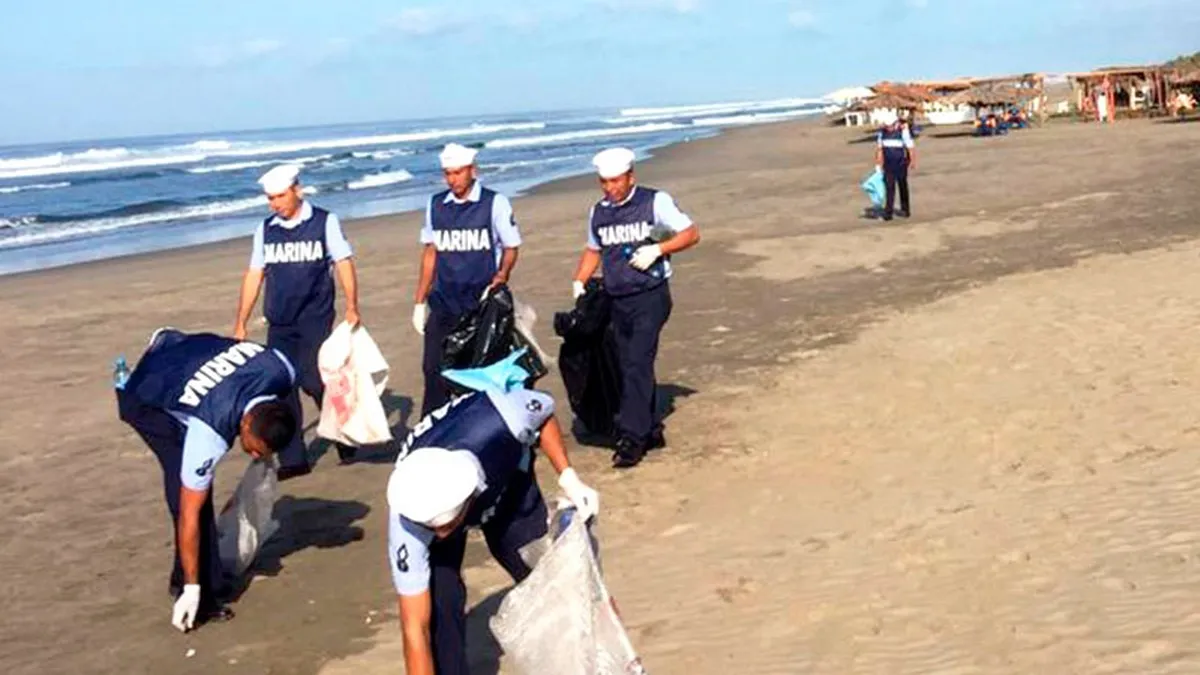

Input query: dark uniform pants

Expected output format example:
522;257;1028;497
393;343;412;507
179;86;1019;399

611;282;673;448
116;389;230;606
883;156;910;217
267;314;332;469
421;309;466;418
428;468;549;675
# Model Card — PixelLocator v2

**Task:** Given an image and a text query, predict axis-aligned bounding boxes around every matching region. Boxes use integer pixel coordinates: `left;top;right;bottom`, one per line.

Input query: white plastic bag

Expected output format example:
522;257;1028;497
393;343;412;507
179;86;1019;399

216;455;281;577
316;321;393;446
490;508;647;675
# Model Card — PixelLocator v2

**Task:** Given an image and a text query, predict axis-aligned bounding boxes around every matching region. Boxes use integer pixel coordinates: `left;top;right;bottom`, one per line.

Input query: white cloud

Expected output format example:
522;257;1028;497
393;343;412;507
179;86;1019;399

194;38;285;68
787;9;817;28
390;7;470;36
593;0;701;14
906;0;929;8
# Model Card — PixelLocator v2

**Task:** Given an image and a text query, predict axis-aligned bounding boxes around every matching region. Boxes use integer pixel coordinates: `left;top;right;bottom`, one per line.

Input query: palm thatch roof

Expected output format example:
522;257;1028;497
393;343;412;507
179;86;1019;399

1170;68;1200;86
870;81;939;102
854;92;924;111
945;83;1033;106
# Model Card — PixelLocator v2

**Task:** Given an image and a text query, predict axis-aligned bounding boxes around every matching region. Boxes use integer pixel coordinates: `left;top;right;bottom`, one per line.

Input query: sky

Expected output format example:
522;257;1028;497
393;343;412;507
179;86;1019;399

0;0;1196;145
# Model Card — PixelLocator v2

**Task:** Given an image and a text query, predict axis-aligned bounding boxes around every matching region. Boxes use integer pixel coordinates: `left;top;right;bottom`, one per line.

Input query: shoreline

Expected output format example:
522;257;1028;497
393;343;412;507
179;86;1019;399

0;117;822;284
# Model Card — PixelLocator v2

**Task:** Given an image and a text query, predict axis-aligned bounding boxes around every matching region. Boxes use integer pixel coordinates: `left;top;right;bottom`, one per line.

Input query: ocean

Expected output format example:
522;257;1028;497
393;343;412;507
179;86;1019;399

0;96;835;276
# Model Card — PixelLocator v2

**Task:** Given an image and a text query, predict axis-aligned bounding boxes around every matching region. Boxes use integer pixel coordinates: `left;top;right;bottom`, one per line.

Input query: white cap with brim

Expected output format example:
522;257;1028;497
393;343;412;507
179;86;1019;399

592;147;636;179
258;164;301;195
439;143;478;170
387;447;487;528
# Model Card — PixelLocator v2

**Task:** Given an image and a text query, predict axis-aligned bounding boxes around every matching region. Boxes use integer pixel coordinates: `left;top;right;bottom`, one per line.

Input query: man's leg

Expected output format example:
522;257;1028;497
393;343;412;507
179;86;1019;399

268;325;311;476
882;161;898;220
428;530;470;675
610;286;671;468
420;310;459;418
117;391;230;605
482;470;550;582
897;161;911;216
646;285;673;450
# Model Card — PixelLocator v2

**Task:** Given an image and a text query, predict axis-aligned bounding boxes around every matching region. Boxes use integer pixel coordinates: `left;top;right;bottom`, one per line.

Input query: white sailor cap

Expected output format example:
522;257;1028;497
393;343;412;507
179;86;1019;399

592;147;636;179
439;143;478;170
387;447;487;528
257;164;301;195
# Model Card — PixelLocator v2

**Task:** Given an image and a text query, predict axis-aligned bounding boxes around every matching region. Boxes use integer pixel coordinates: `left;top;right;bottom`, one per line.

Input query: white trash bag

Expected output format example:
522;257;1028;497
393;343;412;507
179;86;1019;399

216;455;281;577
490;505;647;675
316;321;393;446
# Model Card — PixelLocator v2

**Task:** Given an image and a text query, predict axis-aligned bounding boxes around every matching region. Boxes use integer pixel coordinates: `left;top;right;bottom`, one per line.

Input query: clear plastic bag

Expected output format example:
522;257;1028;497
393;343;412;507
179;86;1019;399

490;504;648;675
216;455;281;577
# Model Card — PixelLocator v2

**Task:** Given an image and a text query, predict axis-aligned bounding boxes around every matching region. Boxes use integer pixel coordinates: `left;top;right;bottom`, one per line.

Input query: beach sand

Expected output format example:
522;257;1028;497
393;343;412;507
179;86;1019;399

2;116;1200;674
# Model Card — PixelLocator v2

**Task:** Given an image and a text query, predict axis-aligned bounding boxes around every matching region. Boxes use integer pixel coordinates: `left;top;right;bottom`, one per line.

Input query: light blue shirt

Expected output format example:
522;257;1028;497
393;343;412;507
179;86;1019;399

249;201;354;269
419;181;521;268
586;186;695;279
174;349;296;491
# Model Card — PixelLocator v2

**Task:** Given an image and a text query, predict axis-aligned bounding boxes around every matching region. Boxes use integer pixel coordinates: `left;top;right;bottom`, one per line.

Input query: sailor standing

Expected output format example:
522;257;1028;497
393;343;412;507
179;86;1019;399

411;143;522;417
874;115;916;220
570;147;700;468
233;165;362;477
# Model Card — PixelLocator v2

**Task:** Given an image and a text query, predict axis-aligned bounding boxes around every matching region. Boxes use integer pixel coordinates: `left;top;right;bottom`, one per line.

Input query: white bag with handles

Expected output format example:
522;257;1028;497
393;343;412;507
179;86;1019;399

217;455;280;577
316;322;393;446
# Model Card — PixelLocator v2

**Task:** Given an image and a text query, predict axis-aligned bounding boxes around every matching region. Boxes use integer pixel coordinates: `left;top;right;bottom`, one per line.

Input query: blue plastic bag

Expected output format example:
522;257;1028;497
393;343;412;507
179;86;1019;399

861;167;885;208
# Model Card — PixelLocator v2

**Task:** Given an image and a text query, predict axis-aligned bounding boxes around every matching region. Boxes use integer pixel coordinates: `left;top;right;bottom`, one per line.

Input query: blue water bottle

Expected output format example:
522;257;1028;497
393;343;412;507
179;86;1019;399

554;499;601;566
112;355;130;390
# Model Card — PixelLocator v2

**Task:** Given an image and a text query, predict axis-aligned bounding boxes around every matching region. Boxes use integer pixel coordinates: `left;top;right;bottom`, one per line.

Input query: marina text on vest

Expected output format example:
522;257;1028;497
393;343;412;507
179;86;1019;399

178;342;267;407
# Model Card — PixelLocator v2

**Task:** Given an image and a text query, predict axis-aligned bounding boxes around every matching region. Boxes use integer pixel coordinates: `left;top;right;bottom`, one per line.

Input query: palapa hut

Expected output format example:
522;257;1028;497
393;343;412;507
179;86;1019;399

1066;66;1169;121
1167;69;1200;114
851;82;936;126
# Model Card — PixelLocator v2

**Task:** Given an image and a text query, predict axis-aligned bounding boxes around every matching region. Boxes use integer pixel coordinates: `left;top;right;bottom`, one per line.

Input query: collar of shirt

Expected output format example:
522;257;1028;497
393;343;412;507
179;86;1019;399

443;181;482;204
600;184;638;208
269;201;313;229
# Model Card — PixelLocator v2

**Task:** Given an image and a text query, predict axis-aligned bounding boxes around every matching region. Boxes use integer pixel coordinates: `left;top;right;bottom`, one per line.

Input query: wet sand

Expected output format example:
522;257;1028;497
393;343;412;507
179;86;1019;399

2;116;1200;674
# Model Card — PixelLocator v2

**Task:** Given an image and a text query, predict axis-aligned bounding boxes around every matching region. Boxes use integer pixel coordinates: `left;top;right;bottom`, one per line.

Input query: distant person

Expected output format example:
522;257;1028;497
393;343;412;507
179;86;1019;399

115;328;298;632
386;369;598;675
411;143;522;417
232;164;361;478
874;114;916;220
569;147;701;468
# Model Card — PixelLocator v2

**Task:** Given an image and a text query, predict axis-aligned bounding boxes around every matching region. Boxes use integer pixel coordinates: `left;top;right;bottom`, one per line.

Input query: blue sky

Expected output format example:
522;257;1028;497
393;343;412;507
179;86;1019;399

1;0;1196;145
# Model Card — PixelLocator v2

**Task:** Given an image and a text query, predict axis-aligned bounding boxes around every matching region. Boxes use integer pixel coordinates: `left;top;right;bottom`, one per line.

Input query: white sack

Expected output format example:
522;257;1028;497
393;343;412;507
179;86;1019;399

316;321;393;446
490;511;648;675
217;455;281;577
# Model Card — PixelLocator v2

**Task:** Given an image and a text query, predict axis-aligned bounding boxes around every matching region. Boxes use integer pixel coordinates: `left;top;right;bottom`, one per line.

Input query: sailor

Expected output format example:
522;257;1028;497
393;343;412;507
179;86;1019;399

386;356;599;675
233;164;362;477
874;113;916;220
411;143;522;417
114;328;298;632
570;147;700;468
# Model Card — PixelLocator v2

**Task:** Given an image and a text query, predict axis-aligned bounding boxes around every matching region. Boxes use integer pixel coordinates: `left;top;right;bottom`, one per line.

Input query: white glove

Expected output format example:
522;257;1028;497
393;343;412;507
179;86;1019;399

412;303;428;335
172;584;201;632
557;467;599;521
629;244;662;271
572;280;586;300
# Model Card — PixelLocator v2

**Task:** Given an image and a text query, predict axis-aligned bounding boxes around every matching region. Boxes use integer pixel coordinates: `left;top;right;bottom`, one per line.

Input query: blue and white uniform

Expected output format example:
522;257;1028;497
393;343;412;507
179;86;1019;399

117;329;296;599
875;121;914;218
386;387;553;674
586;185;693;452
418;182;521;416
249;200;353;468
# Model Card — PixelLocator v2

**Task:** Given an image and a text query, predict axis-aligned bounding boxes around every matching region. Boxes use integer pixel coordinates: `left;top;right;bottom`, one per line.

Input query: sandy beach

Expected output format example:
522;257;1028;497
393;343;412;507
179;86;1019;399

3;115;1200;674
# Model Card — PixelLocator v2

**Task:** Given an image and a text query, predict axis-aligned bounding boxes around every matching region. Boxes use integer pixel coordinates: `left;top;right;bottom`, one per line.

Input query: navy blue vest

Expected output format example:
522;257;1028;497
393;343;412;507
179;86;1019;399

125;332;294;444
261;206;334;326
398;390;527;527
878;125;909;164
590;187;668;297
429;187;498;318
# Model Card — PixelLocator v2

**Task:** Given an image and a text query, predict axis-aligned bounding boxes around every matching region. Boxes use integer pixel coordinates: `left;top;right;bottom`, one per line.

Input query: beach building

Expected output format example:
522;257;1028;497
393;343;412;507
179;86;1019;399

1066;66;1170;121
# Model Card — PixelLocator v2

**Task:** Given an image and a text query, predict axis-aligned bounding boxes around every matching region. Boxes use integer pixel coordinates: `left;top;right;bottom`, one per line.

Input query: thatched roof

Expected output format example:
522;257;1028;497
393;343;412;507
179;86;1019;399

1170;69;1200;86
870;81;938;102
945;83;1033;106
854;92;924;111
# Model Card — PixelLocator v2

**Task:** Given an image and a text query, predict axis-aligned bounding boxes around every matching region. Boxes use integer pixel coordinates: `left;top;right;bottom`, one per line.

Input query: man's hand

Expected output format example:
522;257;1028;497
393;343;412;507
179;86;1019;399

172;584;201;632
572;280;586;300
344;307;361;328
233;323;247;341
629;244;662;271
557;467;600;521
412;304;428;335
488;270;509;291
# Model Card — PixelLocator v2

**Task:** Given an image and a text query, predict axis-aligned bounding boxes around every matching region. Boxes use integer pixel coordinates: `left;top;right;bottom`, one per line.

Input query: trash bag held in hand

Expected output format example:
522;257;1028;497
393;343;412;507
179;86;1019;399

554;279;622;438
316;321;393;446
217;455;281;578
441;285;548;395
861;167;885;208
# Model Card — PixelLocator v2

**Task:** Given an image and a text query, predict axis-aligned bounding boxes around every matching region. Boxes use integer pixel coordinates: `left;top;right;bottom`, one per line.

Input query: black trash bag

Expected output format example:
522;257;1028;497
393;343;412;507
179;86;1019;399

554;279;622;439
440;285;548;395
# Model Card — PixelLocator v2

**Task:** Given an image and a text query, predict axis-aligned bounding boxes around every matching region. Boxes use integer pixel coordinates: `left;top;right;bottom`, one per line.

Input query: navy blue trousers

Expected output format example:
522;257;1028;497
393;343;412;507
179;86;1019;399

883;156;910;217
610;282;673;448
116;389;230;605
429;468;549;675
421;309;465;418
267;314;331;469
